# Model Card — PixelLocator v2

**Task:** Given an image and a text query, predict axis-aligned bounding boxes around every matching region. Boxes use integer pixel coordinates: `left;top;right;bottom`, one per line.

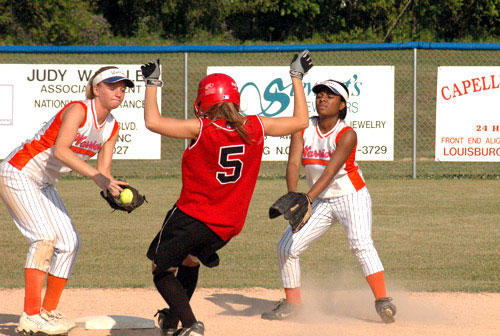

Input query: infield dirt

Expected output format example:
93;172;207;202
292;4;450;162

0;288;498;336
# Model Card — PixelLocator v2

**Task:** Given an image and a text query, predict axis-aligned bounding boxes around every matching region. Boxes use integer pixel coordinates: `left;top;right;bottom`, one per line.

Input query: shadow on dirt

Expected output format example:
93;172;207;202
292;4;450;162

0;313;20;336
205;293;277;316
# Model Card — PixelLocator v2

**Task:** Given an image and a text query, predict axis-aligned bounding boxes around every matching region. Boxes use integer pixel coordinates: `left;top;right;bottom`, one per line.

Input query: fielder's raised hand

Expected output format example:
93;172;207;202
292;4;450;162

289;50;313;80
141;59;163;87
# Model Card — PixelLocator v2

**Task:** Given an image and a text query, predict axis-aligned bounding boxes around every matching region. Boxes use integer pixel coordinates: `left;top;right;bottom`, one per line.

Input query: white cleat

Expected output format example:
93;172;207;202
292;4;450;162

16;311;70;335
175;321;204;336
40;308;76;332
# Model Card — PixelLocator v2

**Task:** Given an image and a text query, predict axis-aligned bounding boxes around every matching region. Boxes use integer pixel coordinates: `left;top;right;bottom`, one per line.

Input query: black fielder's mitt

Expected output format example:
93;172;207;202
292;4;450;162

269;191;312;233
100;185;146;213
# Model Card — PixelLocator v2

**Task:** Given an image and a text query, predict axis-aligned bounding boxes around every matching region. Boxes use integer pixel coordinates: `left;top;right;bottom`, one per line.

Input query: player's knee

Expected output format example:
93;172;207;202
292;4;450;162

277;242;300;261
277;241;289;259
152;254;178;276
350;247;362;258
350;239;374;256
182;254;201;267
31;239;56;272
152;267;176;284
66;231;81;254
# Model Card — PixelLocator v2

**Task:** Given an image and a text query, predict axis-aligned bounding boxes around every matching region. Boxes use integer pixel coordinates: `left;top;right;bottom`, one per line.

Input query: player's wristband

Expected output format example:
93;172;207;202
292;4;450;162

146;79;163;87
289;70;303;80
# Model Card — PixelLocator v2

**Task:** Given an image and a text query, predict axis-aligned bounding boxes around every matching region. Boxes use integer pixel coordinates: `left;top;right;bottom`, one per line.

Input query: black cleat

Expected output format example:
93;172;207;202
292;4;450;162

375;297;397;323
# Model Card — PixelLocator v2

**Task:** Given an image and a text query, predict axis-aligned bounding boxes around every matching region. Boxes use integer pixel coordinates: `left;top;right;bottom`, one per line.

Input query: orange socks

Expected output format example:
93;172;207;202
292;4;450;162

284;287;302;305
366;271;387;300
42;275;68;312
24;269;68;314
283;273;386;306
24;268;46;315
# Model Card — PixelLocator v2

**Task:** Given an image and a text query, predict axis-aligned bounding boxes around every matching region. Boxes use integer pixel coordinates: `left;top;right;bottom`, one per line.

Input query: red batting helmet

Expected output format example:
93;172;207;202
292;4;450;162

194;73;240;117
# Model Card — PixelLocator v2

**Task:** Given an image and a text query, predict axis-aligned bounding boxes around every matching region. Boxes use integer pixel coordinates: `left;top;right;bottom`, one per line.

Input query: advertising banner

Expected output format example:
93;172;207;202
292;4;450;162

208;66;394;161
436;67;500;162
0;64;160;159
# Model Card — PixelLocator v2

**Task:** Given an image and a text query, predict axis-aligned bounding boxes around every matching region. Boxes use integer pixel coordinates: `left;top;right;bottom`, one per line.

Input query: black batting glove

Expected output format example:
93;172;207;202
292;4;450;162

141;59;163;87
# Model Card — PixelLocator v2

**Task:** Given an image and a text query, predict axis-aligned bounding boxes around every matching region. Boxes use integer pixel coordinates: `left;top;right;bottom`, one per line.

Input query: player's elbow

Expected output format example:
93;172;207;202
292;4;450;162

298;118;309;130
144;118;161;134
297;107;309;128
53;145;68;161
144;119;155;131
290;119;308;134
292;114;309;131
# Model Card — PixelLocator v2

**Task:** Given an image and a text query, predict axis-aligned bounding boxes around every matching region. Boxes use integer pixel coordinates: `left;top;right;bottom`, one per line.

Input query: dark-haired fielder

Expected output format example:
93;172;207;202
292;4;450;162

261;79;396;324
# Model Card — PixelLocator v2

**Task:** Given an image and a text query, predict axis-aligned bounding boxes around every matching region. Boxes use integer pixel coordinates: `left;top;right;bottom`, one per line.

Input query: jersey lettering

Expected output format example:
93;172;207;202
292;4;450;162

217;145;245;184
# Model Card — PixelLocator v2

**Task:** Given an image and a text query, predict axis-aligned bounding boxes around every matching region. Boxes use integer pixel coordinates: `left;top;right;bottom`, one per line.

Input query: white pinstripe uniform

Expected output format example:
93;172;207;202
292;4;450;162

0;99;118;279
277;117;384;289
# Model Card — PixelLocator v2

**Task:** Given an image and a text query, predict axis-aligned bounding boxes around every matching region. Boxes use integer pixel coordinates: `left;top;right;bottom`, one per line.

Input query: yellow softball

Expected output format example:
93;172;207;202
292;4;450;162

119;188;133;204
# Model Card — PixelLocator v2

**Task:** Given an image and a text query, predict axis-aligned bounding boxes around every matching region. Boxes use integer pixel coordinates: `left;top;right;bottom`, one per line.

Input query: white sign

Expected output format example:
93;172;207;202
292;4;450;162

436;67;500;162
0;64;160;159
0;85;14;125
208;66;394;161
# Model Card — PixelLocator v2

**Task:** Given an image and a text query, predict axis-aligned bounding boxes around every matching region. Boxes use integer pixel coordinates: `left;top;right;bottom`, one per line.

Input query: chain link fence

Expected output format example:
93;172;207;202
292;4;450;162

1;44;498;179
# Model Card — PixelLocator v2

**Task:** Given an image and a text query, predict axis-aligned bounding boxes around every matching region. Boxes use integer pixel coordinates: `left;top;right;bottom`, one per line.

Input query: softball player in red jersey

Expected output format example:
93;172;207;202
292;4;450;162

142;51;312;336
261;79;396;323
0;67;133;335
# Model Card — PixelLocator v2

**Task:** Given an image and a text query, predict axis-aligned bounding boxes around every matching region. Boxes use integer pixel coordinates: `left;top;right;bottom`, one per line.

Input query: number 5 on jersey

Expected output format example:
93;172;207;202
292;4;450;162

217;145;244;183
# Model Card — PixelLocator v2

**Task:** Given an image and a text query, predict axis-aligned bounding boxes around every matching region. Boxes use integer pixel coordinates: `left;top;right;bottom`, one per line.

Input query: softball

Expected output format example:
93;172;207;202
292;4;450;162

119;188;133;204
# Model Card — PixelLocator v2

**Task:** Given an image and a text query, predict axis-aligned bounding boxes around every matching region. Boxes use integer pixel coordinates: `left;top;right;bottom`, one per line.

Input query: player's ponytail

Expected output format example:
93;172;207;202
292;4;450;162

86;66;119;99
206;102;251;144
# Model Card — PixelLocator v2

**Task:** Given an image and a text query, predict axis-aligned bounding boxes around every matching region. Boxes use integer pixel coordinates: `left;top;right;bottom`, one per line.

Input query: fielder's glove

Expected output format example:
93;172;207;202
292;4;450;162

269;191;312;233
141;59;163;87
100;185;146;213
289;50;313;80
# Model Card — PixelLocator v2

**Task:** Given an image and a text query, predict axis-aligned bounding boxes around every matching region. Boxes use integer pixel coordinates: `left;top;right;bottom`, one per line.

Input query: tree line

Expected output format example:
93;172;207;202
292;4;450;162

1;0;499;45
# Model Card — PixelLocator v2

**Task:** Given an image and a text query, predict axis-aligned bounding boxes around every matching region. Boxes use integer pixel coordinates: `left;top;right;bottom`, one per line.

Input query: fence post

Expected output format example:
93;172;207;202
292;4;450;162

412;48;417;179
184;52;189;149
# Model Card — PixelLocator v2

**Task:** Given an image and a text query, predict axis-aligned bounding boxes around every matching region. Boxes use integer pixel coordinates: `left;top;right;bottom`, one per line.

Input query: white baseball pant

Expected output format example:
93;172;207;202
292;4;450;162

277;187;384;289
0;162;80;279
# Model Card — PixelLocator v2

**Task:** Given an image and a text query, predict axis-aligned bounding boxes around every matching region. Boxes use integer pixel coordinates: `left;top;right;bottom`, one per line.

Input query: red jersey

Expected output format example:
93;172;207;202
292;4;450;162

176;115;264;241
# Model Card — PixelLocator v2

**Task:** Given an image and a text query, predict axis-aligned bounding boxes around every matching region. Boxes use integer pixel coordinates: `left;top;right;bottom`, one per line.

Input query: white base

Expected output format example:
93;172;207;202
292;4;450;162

74;315;155;330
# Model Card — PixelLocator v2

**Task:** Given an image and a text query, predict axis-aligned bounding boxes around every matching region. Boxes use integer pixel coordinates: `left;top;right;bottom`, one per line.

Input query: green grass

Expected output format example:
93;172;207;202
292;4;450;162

1;177;498;292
